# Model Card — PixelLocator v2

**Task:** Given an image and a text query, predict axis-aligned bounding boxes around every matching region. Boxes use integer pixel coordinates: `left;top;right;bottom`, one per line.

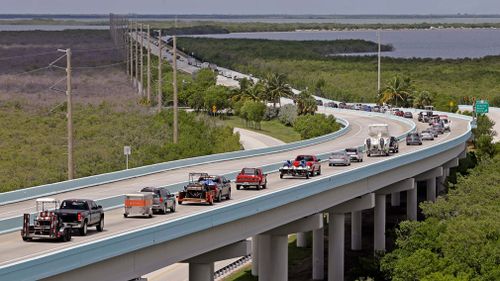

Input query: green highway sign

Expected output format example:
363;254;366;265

475;100;489;114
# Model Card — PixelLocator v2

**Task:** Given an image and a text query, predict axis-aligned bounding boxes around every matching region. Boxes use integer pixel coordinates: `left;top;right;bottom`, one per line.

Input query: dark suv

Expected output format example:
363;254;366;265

389;136;399;153
140;187;176;214
406;132;423;145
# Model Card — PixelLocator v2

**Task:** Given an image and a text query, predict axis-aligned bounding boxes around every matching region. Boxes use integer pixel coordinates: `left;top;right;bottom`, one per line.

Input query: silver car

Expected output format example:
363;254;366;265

345;148;363;162
421;130;435;141
329;151;351;166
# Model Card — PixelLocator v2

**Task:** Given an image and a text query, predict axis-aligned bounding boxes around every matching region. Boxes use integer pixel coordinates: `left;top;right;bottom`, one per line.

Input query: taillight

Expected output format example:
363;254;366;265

77;213;82;221
159;197;163;203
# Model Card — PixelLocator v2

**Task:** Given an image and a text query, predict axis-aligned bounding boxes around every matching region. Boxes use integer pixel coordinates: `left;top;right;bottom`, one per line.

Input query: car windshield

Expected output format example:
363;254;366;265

332;152;345;157
296;155;314;161
60;200;88;210
345;148;357;153
241;168;256;175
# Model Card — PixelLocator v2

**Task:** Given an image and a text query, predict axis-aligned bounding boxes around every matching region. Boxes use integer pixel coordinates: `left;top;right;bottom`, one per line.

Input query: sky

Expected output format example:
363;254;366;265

2;0;500;15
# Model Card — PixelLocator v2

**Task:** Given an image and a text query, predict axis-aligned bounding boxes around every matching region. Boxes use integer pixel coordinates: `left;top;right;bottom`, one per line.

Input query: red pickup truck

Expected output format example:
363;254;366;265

279;155;322;179
235;168;267;190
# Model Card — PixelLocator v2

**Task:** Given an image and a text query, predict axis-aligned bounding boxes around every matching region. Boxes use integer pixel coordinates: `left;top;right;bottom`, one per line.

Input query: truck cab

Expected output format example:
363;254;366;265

235;168;267;190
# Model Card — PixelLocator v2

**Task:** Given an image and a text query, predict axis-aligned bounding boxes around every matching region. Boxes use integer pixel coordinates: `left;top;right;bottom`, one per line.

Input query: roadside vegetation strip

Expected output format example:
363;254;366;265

0;114;465;281
176;37;500;111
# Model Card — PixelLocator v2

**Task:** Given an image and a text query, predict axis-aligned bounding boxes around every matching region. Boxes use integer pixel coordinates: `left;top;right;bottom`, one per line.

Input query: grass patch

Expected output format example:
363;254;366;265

215;115;302;143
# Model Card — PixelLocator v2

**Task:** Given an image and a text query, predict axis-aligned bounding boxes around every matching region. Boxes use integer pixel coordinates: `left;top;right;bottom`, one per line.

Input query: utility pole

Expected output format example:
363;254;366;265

135;22;139;90
377;30;381;94
140;23;144;97
58;48;74;180
147;24;151;103
157;30;163;113
129;20;133;81
125;20;130;78
172;24;178;144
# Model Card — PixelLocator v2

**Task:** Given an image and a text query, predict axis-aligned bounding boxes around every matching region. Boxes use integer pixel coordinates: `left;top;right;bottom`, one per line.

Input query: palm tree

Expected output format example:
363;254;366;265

413;90;433;109
231;78;262;103
379;75;415;107
264;73;293;108
296;91;317;115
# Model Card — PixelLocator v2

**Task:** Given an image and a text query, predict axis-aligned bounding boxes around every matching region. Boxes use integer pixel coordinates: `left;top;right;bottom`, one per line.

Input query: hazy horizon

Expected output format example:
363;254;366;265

2;0;500;15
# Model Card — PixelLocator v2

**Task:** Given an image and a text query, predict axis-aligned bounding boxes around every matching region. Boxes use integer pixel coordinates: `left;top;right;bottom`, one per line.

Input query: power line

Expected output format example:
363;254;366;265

0;51;58;62
0;66;51;76
72;61;125;69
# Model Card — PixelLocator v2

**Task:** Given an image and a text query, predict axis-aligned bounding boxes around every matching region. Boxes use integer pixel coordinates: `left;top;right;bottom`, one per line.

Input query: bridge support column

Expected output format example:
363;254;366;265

327;194;375;281
328;213;344;281
407;187;417;220
184;240;251;281
189;263;214;281
416;167;443;203
426;178;436;202
391;192;400;207
375;178;415;251
374;194;386;252
297;232;307;248
260;214;323;281
351;210;362;250
438;158;459;194
251;235;259;276
312;226;324;280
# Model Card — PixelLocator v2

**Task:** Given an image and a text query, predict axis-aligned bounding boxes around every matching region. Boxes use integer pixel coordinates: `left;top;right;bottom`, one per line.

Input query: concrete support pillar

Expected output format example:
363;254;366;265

391;192;400;207
258;234;271;279
351;211;362;251
407;187;417;221
312;227;324;280
259;234;288;281
328;213;345;281
374;194;386;252
189;262;214;281
426;178;436;202
296;232;307;248
437;175;446;194
251;235;259;276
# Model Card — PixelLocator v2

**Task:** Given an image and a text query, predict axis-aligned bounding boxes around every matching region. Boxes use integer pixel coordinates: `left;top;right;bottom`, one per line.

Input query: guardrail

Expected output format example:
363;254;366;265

0;112;469;281
0;111;417;235
0;118;350;207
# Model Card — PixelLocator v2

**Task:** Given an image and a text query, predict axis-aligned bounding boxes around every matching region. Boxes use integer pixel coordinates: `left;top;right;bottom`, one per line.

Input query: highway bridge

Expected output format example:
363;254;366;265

0;30;475;281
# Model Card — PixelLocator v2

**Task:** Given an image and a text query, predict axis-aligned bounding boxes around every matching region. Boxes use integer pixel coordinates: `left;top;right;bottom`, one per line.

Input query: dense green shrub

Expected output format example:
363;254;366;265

0;103;240;193
381;154;500;281
240;100;266;129
293;114;340;139
278;104;298;126
263;106;279;121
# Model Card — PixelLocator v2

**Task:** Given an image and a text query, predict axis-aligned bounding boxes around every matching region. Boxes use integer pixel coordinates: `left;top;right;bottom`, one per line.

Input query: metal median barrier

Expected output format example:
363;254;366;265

0;112;470;281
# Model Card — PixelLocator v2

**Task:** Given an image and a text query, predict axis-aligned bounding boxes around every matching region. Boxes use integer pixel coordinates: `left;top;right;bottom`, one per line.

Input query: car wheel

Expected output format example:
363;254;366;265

305;173;309;179
236;185;241;190
262;183;267;189
170;202;176;212
123;213;128;218
96;217;104;232
280;173;283;179
61;229;70;242
227;189;232;200
360;158;363;162
217;192;222;202
22;237;32;242
79;221;88;236
317;168;321;175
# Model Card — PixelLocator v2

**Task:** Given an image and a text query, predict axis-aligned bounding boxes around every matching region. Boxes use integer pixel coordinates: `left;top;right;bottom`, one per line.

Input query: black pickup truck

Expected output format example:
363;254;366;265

55;199;104;236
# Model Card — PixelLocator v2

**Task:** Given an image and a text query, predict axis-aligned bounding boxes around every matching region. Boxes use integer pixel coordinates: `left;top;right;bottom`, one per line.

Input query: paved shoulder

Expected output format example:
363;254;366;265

234;127;286;150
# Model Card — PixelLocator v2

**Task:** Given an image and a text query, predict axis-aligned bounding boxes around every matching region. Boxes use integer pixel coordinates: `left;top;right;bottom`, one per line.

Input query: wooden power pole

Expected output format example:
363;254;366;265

140;23;144;97
135;22;139;90
172;34;178;144
129;20;133;81
157;30;162;113
147;24;151;103
58;48;74;180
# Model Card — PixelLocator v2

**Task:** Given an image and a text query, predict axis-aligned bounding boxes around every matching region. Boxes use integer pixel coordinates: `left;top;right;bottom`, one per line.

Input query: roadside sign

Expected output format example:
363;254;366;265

475;100;489;114
212;105;217;113
124;146;131;155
